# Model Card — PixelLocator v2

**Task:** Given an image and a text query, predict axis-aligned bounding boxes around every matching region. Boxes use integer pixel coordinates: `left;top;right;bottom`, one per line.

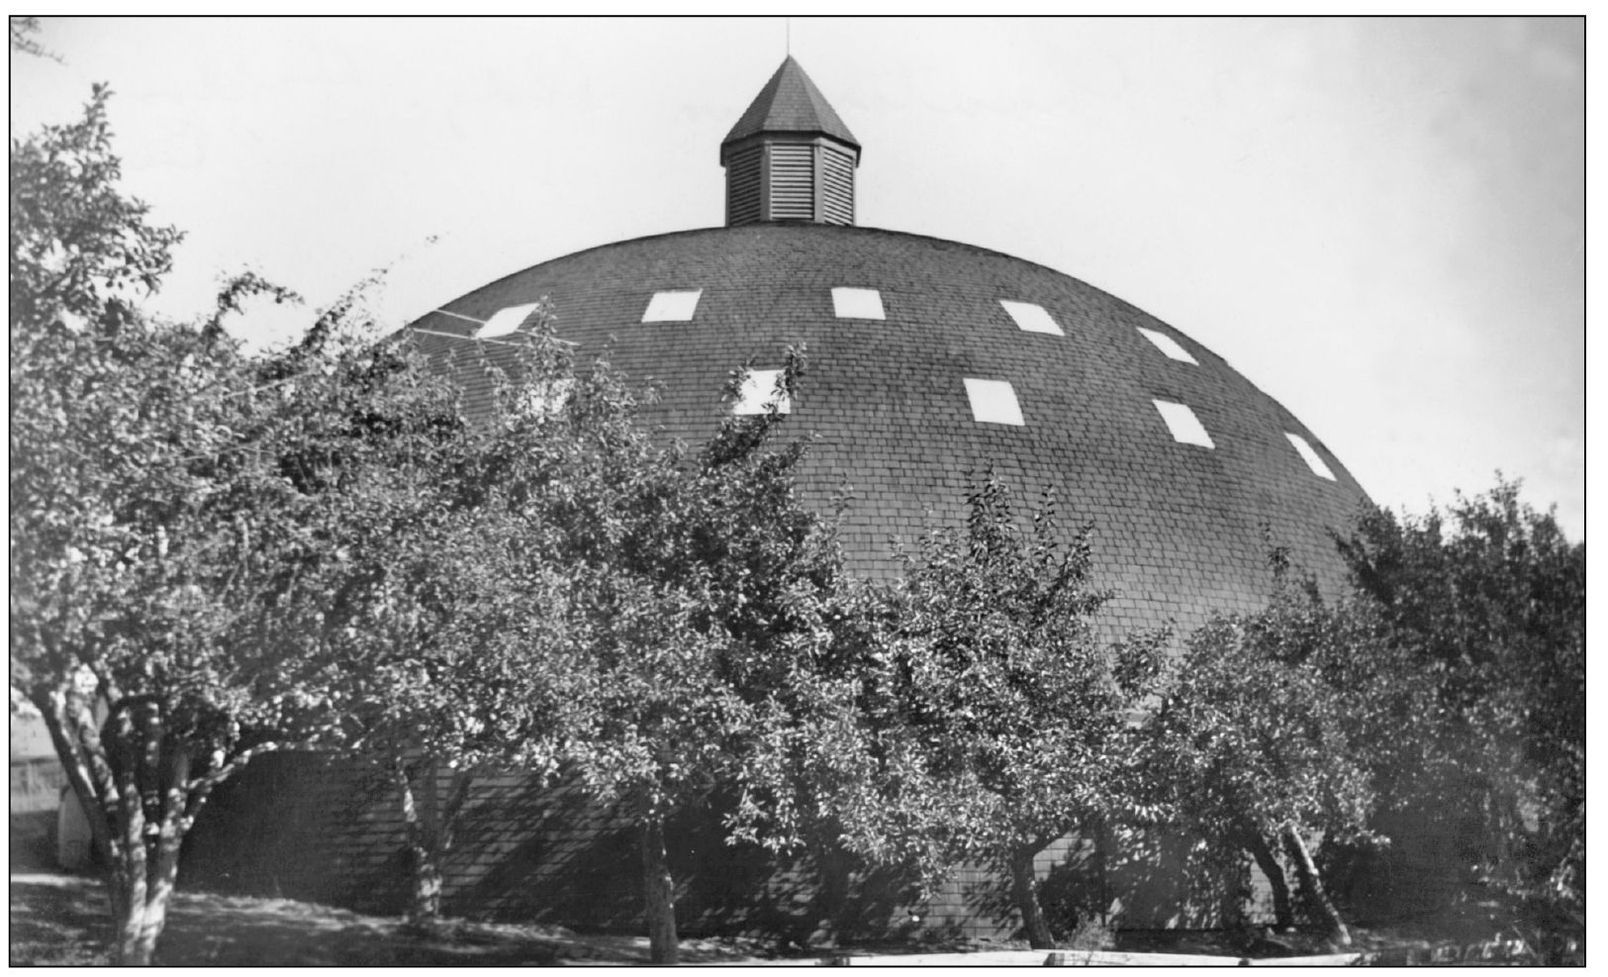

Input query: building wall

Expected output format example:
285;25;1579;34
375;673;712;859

182;752;1302;940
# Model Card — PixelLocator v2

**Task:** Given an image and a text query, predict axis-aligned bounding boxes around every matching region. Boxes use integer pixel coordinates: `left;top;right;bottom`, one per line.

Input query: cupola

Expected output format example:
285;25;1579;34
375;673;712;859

720;57;861;226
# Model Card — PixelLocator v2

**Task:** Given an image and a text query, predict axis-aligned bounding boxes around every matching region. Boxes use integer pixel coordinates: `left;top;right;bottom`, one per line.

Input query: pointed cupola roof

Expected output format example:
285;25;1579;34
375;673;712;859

720;58;862;227
722;56;860;157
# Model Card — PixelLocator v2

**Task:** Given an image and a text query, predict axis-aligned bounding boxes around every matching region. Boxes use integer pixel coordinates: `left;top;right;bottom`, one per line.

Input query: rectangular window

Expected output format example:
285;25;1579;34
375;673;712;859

642;290;702;323
475;302;541;338
999;300;1064;336
832;287;885;320
964;378;1026;426
1137;327;1199;364
1286;432;1337;480
734;369;791;415
1153;400;1214;448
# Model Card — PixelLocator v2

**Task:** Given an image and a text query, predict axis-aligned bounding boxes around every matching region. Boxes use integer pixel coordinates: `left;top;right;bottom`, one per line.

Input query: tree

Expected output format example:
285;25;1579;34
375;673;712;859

546;351;855;963
783;475;1167;949
1138;576;1412;946
9;86;260;965
301;316;673;928
1333;482;1585;959
8;282;493;963
8;85;499;962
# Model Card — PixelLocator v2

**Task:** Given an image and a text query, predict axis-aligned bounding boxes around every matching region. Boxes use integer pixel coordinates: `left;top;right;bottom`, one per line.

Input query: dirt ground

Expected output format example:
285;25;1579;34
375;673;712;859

8;856;1553;967
9;869;810;966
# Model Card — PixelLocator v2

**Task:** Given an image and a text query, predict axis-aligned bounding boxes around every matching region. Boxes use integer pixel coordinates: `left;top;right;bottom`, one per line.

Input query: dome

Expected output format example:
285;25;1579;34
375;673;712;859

404;221;1368;638
181;55;1377;939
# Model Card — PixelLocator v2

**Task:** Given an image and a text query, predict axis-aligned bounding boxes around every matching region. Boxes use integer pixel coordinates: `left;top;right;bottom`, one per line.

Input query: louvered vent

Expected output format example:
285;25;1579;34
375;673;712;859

720;57;861;227
768;143;815;221
725;143;764;226
821;146;855;226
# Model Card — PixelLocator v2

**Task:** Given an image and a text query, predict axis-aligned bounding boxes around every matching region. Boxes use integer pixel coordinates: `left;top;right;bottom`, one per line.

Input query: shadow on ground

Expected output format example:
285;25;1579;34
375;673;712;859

10;870;795;966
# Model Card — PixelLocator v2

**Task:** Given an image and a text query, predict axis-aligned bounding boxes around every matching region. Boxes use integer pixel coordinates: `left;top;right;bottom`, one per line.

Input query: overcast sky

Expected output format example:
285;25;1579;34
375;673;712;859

11;16;1585;539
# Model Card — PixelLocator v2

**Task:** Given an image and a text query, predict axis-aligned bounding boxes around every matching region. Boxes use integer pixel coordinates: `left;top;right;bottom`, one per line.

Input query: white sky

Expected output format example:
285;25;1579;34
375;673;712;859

9;16;1586;539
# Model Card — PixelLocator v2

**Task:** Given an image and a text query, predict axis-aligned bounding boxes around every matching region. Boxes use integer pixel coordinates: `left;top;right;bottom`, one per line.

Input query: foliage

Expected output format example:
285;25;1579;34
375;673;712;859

8;84;523;961
9;86;277;965
1141;481;1583;952
533;350;856;963
765;474;1168;947
10;84;181;336
278;313;602;922
1332;482;1584;958
1138;573;1419;940
1145;582;1392;853
10;16;62;62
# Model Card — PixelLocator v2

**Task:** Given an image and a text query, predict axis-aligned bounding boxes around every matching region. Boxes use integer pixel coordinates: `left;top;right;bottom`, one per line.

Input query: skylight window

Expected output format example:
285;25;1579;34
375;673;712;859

999;300;1064;336
963;378;1025;426
1153;400;1214;448
733;369;791;416
832;287;885;320
642;289;702;322
1286;432;1336;480
1137;327;1199;364
475;303;541;339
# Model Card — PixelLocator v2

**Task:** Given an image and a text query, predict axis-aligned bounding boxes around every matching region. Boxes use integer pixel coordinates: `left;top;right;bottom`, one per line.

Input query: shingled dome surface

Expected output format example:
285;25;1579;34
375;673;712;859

405;223;1368;636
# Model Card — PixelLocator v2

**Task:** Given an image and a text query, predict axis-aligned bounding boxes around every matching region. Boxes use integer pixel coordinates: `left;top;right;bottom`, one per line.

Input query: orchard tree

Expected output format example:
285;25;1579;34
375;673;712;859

9;85;269;964
264;317;580;926
1333;482;1585;958
305;317;699;928
1139;576;1415;946
792;476;1167;949
8;280;487;962
9;84;497;962
549;352;856;964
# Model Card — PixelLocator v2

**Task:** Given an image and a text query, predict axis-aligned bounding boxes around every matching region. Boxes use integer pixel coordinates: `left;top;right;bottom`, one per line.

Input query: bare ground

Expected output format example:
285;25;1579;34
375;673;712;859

9;862;1553;967
9;870;799;966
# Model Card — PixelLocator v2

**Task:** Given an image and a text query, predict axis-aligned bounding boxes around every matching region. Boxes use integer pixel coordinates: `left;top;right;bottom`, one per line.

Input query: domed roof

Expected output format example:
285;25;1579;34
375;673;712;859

404;222;1369;637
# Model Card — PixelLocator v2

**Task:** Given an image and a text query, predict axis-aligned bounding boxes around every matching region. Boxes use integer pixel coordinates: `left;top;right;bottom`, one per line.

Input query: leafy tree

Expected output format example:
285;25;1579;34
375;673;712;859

1333;482;1585;959
9;85;498;962
8;272;492;963
546;351;855;963
249;316;561;925
1139;575;1418;946
782;475;1167;949
9;86;252;965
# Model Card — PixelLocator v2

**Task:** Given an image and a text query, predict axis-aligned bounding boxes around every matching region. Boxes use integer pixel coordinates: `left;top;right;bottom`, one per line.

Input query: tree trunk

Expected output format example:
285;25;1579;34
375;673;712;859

390;758;443;924
101;706;195;965
30;682;262;966
811;833;854;945
639;817;679;965
34;689;115;864
1090;818;1117;925
1243;829;1294;930
1008;845;1055;949
1280;824;1350;946
115;825;185;964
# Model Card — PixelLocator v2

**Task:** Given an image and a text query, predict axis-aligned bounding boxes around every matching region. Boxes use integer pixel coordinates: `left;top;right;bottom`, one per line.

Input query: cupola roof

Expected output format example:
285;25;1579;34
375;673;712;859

721;56;860;154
